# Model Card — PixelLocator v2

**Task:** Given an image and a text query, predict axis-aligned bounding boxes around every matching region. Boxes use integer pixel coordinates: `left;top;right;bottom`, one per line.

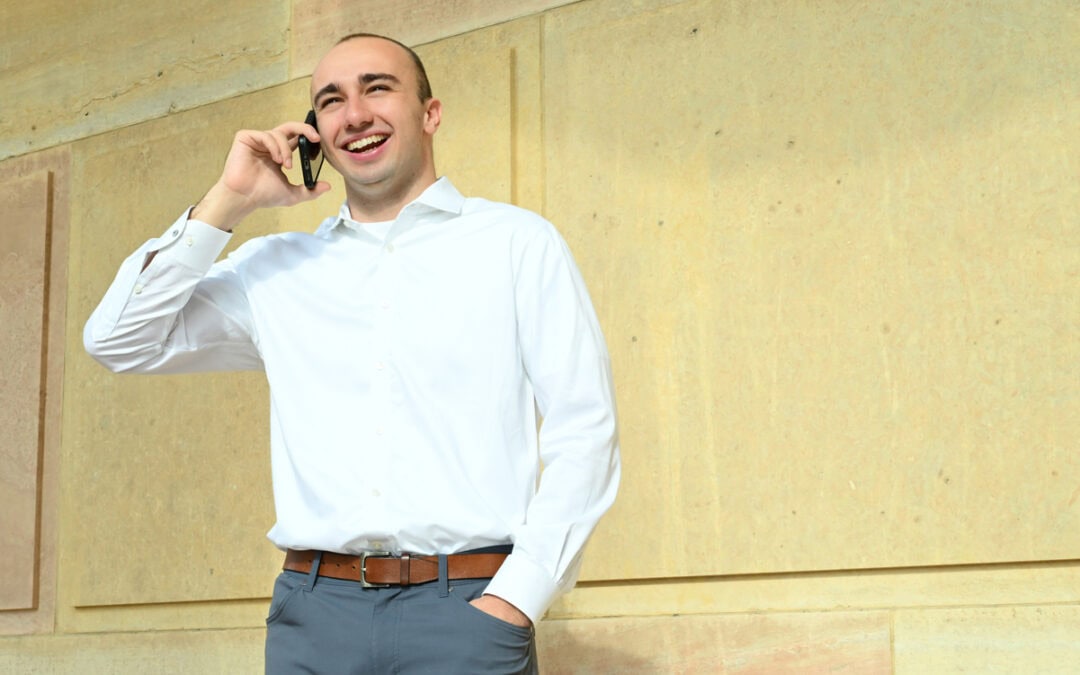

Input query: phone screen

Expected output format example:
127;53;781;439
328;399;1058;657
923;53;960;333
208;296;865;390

299;110;323;189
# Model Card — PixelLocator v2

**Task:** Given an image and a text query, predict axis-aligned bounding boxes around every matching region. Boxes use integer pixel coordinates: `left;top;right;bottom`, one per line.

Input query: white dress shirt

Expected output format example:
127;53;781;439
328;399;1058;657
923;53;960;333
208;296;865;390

84;177;620;622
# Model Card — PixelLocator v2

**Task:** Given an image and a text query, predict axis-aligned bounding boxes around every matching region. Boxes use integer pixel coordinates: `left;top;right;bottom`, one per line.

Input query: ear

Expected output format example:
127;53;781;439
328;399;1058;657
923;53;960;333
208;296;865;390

423;98;442;135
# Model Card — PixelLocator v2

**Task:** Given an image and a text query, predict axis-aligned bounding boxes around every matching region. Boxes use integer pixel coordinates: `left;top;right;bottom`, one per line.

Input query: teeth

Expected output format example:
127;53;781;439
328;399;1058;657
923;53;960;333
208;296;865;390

346;135;388;152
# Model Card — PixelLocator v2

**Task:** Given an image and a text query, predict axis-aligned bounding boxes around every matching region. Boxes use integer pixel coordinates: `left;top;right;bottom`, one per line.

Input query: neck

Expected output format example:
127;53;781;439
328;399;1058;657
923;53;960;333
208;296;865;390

345;172;437;222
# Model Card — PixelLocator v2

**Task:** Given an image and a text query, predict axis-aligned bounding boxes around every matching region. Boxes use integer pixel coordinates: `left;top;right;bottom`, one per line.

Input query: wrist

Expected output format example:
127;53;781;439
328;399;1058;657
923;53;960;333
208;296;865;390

191;181;253;231
475;593;532;628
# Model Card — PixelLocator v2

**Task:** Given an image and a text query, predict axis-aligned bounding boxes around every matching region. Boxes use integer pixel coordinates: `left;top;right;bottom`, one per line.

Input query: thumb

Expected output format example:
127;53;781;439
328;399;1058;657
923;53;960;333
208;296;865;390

288;180;333;205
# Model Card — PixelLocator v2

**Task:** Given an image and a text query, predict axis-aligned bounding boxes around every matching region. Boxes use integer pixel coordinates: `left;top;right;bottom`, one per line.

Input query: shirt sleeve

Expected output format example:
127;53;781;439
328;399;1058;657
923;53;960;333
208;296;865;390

482;222;621;623
83;209;264;374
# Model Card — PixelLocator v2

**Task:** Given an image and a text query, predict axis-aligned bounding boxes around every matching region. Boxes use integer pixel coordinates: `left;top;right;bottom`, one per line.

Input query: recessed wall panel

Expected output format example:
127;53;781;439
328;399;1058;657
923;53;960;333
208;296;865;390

422;21;531;203
0;146;68;636
66;18;545;609
66;82;333;608
545;0;1080;580
0;171;50;611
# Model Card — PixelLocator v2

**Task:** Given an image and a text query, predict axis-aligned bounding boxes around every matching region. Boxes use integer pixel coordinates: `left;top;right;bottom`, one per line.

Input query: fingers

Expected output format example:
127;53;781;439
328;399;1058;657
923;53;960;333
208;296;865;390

234;130;286;169
217;122;330;218
268;129;293;170
235;122;321;170
274;120;321;144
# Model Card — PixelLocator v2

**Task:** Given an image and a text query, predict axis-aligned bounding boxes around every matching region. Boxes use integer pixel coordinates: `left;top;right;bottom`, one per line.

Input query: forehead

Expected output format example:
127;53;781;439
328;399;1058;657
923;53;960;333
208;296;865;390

311;37;416;94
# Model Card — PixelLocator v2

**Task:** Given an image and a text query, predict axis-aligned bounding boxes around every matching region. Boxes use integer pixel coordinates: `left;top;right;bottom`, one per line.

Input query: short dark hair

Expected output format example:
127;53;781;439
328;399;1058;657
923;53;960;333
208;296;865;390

336;33;433;102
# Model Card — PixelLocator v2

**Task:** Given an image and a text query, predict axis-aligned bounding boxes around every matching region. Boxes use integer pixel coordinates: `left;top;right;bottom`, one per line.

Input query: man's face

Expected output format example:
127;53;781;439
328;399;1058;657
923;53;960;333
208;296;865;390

310;37;440;205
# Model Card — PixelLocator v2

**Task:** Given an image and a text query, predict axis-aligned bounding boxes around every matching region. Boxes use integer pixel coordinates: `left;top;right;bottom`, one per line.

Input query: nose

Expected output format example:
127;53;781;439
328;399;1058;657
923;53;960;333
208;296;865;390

343;96;373;128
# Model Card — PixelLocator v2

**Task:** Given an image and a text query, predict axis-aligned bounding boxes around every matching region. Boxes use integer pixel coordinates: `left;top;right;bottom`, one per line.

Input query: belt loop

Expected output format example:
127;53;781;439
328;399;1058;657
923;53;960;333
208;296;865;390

437;554;449;598
304;551;323;593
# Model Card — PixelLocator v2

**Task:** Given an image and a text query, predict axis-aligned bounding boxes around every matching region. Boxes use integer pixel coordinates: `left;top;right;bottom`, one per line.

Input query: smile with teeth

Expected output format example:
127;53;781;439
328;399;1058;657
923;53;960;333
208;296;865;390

346;135;389;154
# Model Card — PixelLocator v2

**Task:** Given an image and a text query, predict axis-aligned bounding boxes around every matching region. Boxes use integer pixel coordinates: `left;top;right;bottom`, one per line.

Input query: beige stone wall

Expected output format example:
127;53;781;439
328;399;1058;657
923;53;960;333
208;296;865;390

1;0;1077;672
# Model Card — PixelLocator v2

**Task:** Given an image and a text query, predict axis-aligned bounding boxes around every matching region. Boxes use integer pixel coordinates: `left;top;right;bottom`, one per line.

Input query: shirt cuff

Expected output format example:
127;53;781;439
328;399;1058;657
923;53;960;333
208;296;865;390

152;209;232;271
483;552;560;625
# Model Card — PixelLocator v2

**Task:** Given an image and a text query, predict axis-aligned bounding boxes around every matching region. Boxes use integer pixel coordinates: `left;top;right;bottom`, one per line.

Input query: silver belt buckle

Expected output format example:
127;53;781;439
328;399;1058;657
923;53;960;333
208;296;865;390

359;551;394;588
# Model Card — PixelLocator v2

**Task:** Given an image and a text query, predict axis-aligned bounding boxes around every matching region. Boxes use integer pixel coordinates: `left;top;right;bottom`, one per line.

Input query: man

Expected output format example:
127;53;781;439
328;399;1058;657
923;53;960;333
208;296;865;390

84;33;619;674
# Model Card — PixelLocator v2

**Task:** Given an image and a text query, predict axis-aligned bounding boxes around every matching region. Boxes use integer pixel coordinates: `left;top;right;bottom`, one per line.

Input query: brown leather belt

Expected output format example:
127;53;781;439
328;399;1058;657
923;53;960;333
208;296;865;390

283;549;508;588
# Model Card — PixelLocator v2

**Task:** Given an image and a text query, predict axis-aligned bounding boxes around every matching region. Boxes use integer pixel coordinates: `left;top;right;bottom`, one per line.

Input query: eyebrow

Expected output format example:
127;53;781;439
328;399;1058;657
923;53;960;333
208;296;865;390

313;73;402;106
361;73;400;86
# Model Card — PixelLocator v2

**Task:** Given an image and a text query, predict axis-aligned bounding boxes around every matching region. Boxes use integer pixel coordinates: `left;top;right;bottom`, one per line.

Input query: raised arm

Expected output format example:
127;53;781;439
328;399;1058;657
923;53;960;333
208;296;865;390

84;121;331;374
193;121;331;231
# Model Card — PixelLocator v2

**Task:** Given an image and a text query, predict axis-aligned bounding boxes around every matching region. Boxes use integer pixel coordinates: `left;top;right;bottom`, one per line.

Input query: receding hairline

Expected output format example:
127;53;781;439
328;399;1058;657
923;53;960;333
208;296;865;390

328;32;433;101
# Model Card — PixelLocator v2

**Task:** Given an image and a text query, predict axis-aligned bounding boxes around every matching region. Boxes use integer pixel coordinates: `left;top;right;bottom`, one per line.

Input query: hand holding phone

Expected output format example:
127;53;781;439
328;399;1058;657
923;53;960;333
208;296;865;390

298;110;323;189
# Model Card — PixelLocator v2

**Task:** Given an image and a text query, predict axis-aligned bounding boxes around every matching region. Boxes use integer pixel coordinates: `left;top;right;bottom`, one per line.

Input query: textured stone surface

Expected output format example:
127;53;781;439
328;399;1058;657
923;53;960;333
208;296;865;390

549;560;1080;620
0;628;264;674
544;0;1080;581
4;0;1078;668
63;82;320;610
420;17;540;206
290;0;575;78
0;1;290;161
0;170;49;612
537;611;892;674
894;605;1080;674
0;147;69;634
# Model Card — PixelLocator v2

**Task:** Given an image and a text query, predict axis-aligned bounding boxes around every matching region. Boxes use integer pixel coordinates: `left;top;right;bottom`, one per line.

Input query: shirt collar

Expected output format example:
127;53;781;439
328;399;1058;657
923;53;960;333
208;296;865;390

322;177;465;236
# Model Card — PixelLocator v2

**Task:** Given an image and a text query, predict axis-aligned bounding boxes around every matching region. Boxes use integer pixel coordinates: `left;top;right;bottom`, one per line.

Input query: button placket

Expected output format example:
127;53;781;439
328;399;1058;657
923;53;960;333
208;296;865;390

368;257;394;444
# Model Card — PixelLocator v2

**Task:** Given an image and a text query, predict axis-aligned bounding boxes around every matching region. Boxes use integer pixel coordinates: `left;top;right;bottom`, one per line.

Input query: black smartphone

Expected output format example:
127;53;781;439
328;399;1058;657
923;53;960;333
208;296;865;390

298;110;323;189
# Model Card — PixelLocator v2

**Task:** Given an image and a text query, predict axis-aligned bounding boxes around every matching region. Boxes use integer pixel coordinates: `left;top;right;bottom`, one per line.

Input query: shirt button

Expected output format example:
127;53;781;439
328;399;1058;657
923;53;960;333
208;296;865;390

133;284;144;295
376;427;385;436
385;243;395;253
185;236;194;247
375;361;384;371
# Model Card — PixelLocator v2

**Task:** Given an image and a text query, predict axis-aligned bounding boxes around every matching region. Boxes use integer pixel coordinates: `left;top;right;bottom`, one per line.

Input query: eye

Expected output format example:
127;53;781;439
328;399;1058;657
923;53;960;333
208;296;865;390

317;96;343;110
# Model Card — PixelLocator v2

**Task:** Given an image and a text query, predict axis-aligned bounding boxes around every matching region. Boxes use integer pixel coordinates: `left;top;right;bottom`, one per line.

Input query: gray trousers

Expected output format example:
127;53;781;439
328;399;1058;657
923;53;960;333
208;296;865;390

265;552;539;674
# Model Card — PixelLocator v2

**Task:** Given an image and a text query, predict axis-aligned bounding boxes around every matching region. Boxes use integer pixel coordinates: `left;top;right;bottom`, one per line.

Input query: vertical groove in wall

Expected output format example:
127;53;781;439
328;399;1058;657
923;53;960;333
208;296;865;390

287;0;297;79
537;12;547;218
889;610;897;674
509;47;519;206
30;172;56;612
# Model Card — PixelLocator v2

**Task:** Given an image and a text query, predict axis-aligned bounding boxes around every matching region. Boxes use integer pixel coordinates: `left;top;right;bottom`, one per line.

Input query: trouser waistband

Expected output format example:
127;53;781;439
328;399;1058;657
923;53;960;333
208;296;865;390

283;546;511;588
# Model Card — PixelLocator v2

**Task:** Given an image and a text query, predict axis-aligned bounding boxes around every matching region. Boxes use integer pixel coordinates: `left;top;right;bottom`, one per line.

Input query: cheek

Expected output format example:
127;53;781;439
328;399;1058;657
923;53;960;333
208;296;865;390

317;115;340;141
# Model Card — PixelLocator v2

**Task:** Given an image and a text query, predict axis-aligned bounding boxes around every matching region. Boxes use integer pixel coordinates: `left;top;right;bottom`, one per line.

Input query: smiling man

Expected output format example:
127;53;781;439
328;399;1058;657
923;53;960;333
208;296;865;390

84;34;620;674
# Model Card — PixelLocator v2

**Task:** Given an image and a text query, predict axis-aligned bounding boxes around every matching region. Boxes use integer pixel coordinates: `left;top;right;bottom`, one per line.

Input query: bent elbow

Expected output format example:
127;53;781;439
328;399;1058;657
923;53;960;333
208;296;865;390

82;318;153;374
